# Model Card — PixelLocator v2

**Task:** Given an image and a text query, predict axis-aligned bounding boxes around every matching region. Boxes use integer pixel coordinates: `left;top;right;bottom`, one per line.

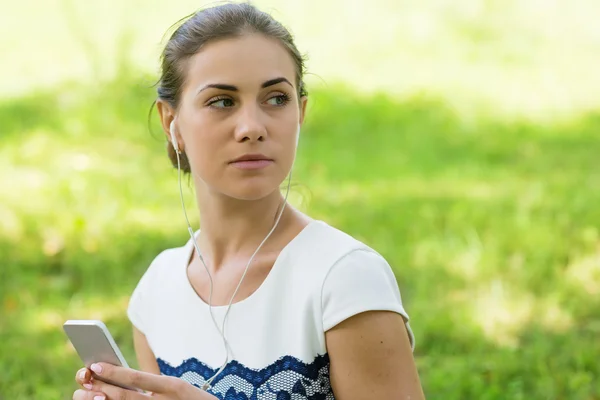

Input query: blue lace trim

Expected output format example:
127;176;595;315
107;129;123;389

157;353;334;400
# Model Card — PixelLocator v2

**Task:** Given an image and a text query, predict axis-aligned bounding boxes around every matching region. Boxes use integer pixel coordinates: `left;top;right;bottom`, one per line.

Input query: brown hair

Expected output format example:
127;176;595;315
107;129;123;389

156;2;308;173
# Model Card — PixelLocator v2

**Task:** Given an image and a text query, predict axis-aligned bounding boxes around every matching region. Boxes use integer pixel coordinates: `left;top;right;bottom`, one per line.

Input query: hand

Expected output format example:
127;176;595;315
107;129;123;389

73;362;217;400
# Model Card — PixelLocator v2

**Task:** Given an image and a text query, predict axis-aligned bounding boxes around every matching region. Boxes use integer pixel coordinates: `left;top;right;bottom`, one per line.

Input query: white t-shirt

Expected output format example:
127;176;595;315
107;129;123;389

127;219;414;400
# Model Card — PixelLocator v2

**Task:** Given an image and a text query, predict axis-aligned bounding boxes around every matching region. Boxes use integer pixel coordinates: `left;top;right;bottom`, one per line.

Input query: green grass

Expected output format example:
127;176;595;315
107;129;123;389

1;75;599;399
2;0;600;399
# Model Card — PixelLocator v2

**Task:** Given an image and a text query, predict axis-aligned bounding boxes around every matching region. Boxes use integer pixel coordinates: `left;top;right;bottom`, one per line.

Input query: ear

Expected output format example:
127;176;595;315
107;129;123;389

156;99;183;151
298;96;308;127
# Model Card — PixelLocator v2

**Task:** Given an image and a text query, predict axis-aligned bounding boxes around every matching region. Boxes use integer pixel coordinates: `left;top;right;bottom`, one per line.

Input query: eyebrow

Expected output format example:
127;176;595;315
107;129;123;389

261;77;292;88
196;77;293;95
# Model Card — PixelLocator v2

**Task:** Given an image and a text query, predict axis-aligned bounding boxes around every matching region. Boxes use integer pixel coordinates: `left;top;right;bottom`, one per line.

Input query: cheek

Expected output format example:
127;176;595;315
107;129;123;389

183;123;223;172
276;120;300;153
279;131;299;171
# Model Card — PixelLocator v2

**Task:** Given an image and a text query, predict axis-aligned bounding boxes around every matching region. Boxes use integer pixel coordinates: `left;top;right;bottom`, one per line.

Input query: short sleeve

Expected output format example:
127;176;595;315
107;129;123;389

321;249;415;350
127;261;157;335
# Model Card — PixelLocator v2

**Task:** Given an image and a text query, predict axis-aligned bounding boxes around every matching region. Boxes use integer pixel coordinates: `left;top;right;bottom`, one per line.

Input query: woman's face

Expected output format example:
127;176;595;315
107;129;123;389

168;34;307;201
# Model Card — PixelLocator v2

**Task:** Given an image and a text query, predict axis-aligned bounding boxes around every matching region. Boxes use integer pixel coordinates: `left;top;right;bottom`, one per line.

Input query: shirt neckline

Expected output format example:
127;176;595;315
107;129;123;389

180;219;322;310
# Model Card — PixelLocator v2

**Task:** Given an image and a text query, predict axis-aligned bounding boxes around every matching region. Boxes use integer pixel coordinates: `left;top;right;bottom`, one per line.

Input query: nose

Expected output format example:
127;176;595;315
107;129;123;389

233;103;267;143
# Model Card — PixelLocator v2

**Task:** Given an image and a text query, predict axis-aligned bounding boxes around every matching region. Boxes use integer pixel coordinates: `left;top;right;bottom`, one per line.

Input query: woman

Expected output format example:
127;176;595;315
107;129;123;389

73;3;424;399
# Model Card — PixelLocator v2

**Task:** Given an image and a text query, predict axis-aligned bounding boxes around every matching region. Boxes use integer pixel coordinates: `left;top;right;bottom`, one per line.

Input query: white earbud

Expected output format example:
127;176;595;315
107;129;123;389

295;124;301;147
170;120;179;153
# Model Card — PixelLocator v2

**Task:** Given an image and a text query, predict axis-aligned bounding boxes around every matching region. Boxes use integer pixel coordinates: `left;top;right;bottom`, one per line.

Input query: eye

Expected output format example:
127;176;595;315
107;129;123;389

265;93;290;107
207;97;235;108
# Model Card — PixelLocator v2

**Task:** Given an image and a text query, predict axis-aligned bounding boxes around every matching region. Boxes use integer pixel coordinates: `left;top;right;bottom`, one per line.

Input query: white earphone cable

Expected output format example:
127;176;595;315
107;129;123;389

174;141;292;390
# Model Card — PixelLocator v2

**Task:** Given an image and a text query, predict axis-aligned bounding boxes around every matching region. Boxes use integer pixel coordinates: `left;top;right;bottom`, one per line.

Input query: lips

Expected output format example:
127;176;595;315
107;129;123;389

230;153;272;163
229;153;274;170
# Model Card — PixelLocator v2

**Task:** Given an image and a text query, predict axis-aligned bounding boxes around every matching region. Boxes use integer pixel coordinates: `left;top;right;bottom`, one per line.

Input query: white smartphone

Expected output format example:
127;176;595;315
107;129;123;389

63;320;142;392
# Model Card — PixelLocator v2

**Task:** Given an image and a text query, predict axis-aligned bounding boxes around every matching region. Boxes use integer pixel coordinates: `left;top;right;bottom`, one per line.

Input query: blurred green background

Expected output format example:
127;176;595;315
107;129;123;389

1;0;599;398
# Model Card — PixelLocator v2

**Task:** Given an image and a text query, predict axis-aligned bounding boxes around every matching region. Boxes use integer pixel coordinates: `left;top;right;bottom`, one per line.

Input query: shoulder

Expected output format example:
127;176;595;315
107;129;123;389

301;221;413;346
296;220;391;275
309;220;400;302
127;238;192;333
132;239;191;290
292;220;401;308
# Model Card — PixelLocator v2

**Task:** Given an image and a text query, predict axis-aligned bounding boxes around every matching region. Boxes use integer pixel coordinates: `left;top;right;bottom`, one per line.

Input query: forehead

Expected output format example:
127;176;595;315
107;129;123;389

183;34;297;90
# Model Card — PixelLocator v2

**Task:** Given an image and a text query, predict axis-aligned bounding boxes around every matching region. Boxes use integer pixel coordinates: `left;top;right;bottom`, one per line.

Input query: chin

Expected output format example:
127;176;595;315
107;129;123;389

224;179;282;201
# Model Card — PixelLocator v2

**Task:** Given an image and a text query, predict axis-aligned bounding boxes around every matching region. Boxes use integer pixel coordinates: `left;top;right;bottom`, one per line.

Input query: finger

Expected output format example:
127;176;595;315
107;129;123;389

90;379;149;400
75;368;92;386
72;388;107;400
91;362;171;393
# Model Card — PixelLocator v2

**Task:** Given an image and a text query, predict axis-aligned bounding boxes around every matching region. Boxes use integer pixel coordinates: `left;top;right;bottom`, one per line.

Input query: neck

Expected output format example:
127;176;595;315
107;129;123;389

194;186;290;269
